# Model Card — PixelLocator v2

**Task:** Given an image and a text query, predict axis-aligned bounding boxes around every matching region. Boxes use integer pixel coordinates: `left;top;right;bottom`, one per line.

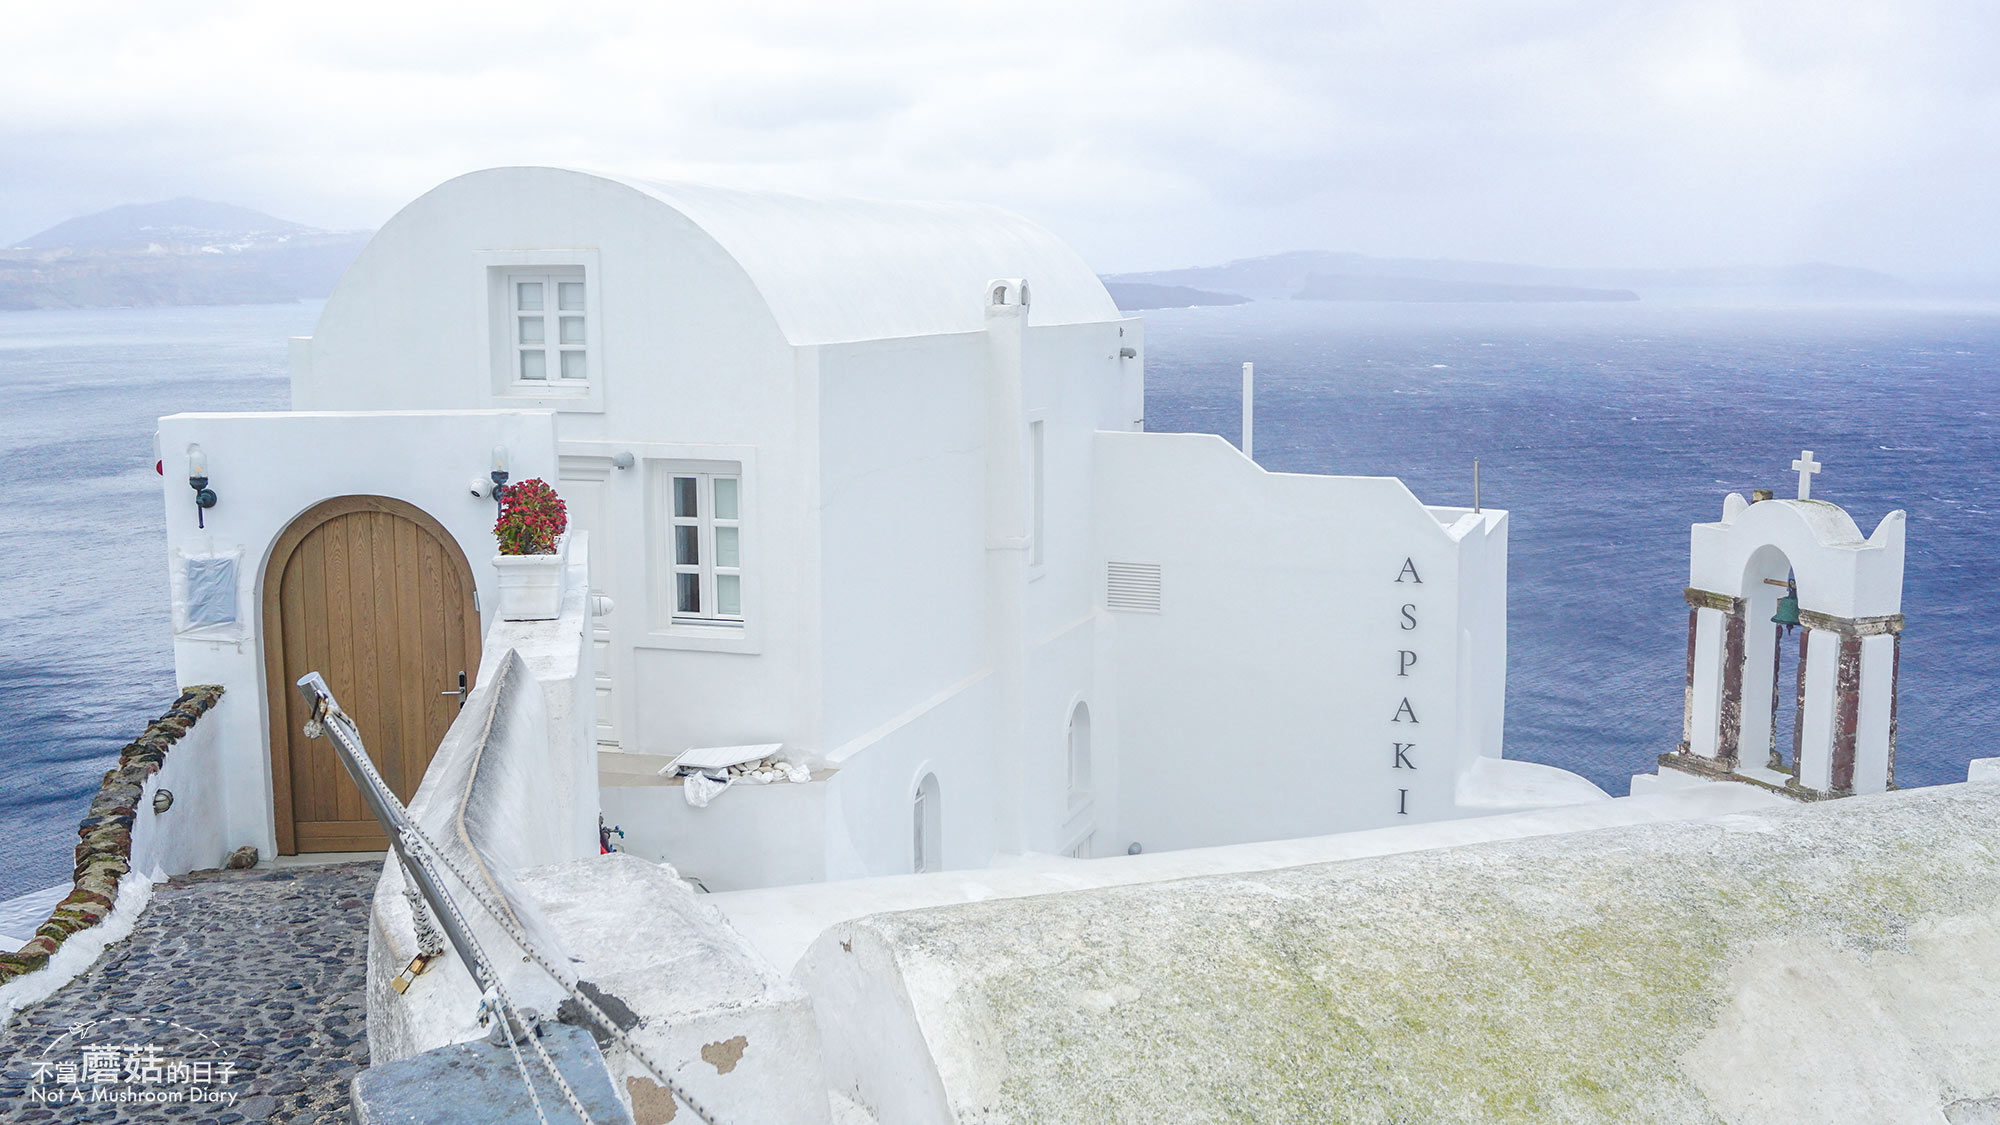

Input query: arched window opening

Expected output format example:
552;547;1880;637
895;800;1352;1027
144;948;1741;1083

1771;568;1804;775
1067;702;1093;809
913;772;942;874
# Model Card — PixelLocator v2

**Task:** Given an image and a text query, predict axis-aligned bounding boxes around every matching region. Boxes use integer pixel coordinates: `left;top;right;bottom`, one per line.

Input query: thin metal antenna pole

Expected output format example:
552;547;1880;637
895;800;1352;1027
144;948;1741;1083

1473;459;1481;513
1241;361;1254;461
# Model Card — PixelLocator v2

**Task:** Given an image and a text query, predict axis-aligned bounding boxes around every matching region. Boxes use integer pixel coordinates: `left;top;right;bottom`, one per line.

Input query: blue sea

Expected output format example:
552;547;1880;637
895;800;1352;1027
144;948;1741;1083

3;298;1997;897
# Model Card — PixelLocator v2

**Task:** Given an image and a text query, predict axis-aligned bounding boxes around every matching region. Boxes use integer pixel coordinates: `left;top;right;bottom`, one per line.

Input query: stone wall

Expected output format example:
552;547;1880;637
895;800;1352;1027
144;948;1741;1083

0;686;224;982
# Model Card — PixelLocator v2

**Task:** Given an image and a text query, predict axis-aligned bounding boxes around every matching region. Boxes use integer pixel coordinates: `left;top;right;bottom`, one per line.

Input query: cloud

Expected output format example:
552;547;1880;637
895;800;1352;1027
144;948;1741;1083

2;0;1995;276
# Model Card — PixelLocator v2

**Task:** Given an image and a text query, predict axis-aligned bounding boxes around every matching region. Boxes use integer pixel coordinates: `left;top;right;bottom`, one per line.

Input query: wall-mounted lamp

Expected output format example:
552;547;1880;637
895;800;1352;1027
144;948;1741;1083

489;445;510;519
187;444;217;528
611;451;635;471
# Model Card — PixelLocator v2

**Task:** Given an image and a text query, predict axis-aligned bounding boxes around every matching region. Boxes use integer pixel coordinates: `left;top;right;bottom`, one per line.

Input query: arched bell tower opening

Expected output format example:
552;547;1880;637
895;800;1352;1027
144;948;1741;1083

1738;545;1808;784
1665;454;1906;800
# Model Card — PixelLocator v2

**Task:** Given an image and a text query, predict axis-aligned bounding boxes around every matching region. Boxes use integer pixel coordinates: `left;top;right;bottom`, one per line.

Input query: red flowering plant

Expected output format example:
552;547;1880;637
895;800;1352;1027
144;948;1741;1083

493;478;568;555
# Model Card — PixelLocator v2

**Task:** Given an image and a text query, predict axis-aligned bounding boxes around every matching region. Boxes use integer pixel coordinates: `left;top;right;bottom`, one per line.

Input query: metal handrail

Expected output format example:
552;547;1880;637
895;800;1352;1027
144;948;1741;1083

294;672;597;1124
294;673;479;971
294;671;724;1125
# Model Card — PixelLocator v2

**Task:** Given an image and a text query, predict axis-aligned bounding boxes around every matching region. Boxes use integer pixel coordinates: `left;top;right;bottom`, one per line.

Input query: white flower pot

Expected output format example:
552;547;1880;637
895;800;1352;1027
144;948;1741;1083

492;535;568;621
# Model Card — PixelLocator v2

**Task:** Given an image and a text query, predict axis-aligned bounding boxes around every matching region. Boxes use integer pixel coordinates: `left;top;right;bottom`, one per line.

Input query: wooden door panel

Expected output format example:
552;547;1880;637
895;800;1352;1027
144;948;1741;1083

263;497;480;853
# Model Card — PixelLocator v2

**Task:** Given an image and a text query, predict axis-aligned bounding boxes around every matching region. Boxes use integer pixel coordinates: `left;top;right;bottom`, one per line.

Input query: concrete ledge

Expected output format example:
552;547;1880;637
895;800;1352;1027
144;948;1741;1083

797;778;2000;1124
515;853;832;1124
714;782;1785;975
352;1021;632;1125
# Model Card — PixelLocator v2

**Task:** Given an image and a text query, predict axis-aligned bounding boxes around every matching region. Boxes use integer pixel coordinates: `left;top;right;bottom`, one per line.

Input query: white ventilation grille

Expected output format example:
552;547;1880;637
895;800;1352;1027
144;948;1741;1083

1106;561;1163;613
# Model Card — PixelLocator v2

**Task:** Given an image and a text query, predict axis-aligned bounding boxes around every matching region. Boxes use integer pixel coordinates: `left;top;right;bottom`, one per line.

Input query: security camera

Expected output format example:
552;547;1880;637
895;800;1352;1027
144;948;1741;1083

469;476;493;498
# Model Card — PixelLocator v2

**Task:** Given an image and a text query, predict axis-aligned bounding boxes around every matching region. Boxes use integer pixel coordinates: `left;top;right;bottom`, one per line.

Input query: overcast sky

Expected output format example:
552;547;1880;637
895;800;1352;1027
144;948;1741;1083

4;1;1995;277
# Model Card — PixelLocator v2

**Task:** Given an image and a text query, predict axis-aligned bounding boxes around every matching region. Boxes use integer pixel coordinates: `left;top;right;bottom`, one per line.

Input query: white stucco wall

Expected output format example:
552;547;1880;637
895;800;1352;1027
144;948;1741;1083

602;772;832;892
293;168;822;769
129;712;231;879
807;316;1139;875
820;676;999;881
156;409;558;860
1015;322;1142;858
483;541;601;857
816;334;990;755
1095;430;1512;854
368;561;598;1064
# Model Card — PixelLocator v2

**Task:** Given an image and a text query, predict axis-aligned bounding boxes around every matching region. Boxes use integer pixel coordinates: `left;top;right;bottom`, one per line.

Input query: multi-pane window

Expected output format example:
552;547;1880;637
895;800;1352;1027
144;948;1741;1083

669;472;743;622
510;272;587;382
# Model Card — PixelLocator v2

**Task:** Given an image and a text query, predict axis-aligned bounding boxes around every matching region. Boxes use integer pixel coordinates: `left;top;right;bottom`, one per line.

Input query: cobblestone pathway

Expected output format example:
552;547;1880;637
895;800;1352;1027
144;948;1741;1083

0;861;379;1123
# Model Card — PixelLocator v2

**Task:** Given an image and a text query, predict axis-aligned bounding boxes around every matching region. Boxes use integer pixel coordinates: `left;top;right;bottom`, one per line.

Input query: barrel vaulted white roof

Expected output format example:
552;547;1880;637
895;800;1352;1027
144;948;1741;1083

498;167;1122;346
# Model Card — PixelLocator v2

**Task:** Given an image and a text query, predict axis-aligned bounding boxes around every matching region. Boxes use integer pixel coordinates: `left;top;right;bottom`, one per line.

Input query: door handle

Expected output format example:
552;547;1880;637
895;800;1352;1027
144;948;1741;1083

440;671;468;710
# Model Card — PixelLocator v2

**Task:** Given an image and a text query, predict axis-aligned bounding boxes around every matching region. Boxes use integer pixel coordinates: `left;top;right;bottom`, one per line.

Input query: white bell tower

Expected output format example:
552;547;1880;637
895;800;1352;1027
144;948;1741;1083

1661;453;1906;798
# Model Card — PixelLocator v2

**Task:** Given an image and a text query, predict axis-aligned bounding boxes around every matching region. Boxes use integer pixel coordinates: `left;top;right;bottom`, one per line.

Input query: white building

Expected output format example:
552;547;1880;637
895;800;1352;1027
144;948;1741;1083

157;166;1582;892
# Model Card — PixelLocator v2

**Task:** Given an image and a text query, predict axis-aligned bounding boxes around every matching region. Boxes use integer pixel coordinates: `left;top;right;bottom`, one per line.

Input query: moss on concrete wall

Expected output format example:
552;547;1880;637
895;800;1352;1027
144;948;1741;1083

824;780;2000;1123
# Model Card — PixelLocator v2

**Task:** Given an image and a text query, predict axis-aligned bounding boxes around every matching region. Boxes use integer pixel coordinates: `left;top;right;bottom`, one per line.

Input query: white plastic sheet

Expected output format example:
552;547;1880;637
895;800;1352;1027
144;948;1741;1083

185;556;237;625
683;772;732;808
170;548;246;639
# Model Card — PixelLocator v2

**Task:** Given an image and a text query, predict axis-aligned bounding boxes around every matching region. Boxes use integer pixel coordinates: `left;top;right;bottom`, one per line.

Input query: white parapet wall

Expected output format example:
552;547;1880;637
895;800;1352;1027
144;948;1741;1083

1093;429;1521;853
369;540;602;1061
795;776;2000;1124
129;705;232;880
367;540;831;1123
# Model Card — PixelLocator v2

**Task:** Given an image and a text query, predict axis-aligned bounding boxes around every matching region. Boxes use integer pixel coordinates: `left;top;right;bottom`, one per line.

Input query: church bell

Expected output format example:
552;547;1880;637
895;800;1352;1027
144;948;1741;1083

1772;591;1801;631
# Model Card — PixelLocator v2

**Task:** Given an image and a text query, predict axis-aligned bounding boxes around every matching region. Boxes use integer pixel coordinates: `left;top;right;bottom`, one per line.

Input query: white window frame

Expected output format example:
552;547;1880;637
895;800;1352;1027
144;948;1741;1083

665;471;744;627
507;269;589;386
640;454;757;650
478;249;605;414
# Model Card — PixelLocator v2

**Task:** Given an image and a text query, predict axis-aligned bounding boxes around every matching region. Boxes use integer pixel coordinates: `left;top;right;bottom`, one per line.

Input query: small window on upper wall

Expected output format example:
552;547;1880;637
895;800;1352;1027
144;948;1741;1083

481;251;602;412
508;269;589;385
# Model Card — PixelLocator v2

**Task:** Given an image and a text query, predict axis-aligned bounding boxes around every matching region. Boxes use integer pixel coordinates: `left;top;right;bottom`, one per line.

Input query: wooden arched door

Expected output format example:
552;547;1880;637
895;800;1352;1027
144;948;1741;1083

262;496;481;853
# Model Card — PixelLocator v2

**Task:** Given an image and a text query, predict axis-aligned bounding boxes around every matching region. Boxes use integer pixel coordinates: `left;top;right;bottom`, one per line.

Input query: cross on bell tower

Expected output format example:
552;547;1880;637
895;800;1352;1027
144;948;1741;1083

1791;450;1821;500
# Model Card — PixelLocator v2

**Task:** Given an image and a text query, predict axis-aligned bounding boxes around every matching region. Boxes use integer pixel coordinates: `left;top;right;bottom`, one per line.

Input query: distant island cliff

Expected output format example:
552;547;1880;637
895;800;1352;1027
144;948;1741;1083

1293;273;1637;303
0;199;369;310
2;198;1929;313
1100;282;1251;311
1103;249;1911;311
